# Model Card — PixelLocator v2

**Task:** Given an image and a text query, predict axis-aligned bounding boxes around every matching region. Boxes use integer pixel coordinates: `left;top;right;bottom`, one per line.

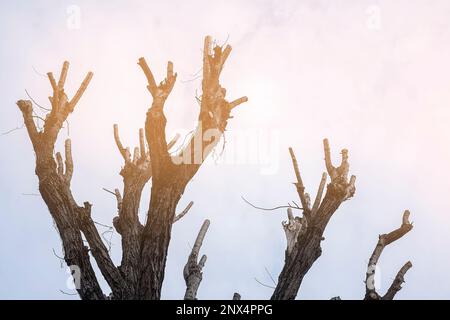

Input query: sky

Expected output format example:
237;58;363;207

1;0;450;299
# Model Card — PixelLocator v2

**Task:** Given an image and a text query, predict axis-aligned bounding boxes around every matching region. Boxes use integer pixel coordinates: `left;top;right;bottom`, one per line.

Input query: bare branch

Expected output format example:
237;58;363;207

58;61;69;89
69;71;93;110
16;100;39;146
138;58;176;101
242;196;302;212
365;210;413;300
383;261;413;300
47;72;57;92
77;202;128;297
174;201;194;223
113;124;130;162
139;128;146;160
167;133;180;151
254;278;276;289
272;139;356;300
64;139;73;183
183;219;210;300
311;172;327;215
229;96;248;110
17;62;105;300
323;138;336;179
288;147;311;218
139;36;247;300
137;57;158;97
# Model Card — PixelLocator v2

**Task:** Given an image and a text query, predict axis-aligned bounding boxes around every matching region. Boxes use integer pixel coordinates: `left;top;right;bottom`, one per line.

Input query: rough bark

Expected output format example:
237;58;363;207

17;63;127;299
271;139;356;300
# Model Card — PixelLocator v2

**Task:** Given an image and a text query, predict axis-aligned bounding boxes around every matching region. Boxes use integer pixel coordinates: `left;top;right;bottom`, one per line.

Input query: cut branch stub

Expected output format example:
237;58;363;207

139;57;178;179
365;210;413;300
18;61;92;158
55;139;74;185
138;58;177;102
282;208;304;255
322;139;356;202
183;219;210;300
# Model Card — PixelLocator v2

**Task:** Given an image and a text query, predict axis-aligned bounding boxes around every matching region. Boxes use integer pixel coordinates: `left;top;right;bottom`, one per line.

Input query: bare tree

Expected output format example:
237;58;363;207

16;36;247;300
15;36;412;301
266;142;412;300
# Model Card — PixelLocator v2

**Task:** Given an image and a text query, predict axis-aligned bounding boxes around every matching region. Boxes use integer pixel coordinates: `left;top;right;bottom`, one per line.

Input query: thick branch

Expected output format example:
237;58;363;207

365;210;413;300
16;62;111;300
139;58;176;179
173;35;248;185
77;202;128;298
138;36;247;300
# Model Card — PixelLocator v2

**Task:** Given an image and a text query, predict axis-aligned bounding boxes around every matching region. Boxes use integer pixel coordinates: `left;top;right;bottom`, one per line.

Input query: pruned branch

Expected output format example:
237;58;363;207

184;219;210;300
383;261;413;300
272;139;356;300
139;58;177;178
365;210;413;300
64;139;73;183
289;147;311;220
113;124;130;163
138;36;247;300
311;172;327;215
16;61;122;300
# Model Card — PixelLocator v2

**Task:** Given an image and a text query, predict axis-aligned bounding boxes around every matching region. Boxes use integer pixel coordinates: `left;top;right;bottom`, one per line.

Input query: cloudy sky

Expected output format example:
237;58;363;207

1;0;450;299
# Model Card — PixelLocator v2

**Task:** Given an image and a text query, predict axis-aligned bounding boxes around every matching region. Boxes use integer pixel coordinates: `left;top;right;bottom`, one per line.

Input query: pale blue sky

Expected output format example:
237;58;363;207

1;0;450;299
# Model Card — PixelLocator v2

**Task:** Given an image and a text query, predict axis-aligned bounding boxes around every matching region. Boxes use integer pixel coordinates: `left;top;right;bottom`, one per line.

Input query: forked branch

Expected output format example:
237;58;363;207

365;210;413;300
